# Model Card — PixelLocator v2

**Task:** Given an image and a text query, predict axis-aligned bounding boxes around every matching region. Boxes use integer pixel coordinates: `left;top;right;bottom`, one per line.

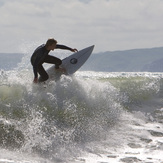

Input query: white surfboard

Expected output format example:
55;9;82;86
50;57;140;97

47;45;94;79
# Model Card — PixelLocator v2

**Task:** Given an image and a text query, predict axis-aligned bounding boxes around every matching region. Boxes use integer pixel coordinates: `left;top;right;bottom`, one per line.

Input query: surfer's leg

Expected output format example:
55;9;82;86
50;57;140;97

38;64;49;82
44;55;62;69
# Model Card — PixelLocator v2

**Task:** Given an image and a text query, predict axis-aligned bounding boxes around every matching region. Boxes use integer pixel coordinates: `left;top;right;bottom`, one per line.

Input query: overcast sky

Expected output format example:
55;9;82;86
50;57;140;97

0;0;163;53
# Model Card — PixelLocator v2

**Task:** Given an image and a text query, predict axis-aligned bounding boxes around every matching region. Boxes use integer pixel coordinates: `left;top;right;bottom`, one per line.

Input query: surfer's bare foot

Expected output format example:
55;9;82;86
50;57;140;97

56;67;66;73
33;77;38;83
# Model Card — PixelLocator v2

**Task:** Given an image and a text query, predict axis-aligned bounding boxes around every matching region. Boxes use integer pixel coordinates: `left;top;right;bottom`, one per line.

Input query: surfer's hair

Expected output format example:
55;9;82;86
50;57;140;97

45;38;57;47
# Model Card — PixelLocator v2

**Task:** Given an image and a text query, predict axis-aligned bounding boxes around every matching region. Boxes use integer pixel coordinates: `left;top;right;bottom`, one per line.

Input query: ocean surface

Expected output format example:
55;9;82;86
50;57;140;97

0;54;163;163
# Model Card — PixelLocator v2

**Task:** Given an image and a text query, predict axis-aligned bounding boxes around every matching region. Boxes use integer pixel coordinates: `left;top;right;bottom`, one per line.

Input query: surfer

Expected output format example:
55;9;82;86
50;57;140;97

31;38;78;83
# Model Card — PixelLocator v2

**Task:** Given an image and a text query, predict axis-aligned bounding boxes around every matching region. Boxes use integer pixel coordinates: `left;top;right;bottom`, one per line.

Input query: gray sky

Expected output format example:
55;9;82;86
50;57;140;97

0;0;163;53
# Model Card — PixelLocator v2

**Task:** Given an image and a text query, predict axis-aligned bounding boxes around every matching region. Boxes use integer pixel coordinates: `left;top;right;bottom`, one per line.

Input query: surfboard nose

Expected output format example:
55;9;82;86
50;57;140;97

89;45;95;53
85;45;95;53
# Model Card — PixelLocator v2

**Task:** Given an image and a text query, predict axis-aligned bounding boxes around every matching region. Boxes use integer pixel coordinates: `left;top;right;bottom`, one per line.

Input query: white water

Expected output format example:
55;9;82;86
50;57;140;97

0;56;163;163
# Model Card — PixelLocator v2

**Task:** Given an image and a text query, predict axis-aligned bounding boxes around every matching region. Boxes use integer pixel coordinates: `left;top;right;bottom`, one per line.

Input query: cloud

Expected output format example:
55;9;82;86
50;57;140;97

0;0;163;53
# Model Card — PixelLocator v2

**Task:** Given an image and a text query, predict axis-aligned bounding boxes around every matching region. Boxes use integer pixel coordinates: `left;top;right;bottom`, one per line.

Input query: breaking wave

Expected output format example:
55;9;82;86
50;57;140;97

0;68;163;162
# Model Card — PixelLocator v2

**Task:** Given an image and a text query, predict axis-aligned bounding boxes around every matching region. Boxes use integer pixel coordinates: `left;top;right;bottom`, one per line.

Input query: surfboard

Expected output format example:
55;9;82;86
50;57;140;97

46;45;94;80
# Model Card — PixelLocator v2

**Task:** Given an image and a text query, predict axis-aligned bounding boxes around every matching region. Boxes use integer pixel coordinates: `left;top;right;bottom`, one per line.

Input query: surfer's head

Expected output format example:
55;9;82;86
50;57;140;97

45;38;57;51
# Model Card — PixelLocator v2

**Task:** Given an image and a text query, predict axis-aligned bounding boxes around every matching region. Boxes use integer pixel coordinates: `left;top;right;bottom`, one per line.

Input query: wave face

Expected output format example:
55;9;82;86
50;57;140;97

0;69;163;162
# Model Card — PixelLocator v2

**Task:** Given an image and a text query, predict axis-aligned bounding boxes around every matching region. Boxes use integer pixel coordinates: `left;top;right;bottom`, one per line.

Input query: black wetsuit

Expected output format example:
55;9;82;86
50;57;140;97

31;44;72;82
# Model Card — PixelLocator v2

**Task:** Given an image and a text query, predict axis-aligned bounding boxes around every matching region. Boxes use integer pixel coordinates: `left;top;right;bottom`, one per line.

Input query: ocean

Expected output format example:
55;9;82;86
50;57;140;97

0;54;163;163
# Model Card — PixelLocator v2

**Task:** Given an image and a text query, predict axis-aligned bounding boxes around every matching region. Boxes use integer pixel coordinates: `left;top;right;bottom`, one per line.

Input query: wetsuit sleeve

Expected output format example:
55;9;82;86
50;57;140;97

56;44;72;51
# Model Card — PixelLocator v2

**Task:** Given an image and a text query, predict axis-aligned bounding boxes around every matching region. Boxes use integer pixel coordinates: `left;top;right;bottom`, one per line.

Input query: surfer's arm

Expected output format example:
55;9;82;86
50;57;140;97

56;44;78;52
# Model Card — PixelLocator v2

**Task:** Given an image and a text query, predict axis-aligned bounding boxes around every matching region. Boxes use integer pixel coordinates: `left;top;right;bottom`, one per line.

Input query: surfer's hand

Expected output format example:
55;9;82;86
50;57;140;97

33;77;38;83
71;48;78;52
